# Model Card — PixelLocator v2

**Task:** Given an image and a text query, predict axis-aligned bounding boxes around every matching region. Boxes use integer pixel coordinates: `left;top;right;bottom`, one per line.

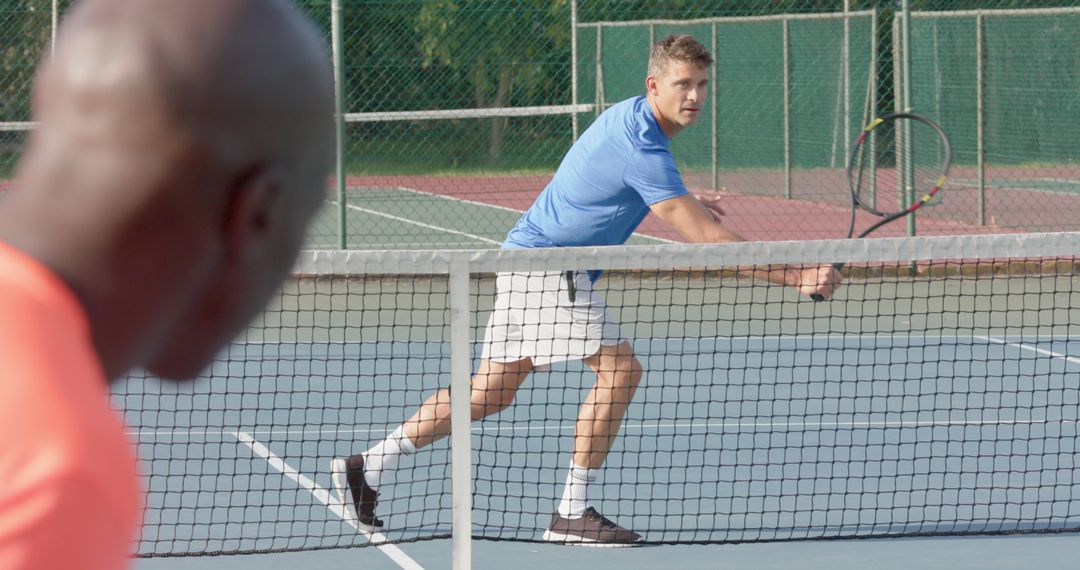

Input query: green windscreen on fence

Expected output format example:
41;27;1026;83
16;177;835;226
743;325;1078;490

577;14;874;200
910;8;1080;229
912;10;1080;167
983;13;1080;165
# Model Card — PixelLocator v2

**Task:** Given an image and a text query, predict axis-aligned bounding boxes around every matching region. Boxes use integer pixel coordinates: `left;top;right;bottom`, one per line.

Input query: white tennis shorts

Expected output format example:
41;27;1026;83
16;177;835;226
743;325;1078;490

480;271;623;368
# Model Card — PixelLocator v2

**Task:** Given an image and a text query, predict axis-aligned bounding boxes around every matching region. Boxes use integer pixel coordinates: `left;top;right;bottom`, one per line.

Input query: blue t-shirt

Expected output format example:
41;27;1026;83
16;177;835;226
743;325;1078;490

504;96;688;250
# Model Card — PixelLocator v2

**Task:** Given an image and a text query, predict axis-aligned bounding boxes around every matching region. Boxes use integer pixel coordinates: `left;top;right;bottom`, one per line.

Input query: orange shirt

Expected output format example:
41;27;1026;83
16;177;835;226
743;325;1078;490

0;242;141;569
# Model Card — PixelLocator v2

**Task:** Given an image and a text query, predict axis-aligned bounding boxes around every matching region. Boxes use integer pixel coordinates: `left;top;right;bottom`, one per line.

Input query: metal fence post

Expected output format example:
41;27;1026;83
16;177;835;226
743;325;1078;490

331;0;347;249
976;12;987;226
571;0;579;140
899;0;916;236
711;22;718;192
783;16;792;200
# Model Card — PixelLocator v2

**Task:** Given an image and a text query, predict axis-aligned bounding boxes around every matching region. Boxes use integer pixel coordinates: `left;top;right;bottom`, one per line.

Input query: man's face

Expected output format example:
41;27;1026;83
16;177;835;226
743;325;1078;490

647;60;709;135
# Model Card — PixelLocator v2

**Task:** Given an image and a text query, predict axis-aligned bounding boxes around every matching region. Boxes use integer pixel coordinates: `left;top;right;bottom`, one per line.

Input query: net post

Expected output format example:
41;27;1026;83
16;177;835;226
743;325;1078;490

331;0;347;249
448;253;473;570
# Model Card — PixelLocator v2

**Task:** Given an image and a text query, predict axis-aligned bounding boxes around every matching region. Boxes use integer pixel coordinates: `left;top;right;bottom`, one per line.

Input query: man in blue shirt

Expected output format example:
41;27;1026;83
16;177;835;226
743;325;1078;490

334;34;841;545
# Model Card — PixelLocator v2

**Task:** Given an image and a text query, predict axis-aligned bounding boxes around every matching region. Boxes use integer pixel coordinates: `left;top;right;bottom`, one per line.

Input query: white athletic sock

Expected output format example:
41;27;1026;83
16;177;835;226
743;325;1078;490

360;426;417;489
557;463;600;518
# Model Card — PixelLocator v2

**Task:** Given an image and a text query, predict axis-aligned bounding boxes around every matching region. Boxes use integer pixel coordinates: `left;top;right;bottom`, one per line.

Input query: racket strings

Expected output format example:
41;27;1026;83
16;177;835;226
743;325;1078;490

850;118;948;219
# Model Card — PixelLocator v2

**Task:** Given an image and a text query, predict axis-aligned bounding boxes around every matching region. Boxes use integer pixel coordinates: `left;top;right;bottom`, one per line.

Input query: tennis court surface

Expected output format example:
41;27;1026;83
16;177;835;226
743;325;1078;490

302;172;1080;252
118;232;1080;568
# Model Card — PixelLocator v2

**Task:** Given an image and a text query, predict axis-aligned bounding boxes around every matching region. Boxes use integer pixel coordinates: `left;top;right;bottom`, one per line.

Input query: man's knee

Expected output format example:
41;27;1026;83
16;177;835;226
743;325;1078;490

618;356;643;387
469;361;531;417
471;382;520;416
599;354;643;389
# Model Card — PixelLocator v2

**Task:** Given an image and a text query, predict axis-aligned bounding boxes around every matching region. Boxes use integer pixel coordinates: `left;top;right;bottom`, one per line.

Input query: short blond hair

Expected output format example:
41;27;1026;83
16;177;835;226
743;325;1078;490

647;34;713;78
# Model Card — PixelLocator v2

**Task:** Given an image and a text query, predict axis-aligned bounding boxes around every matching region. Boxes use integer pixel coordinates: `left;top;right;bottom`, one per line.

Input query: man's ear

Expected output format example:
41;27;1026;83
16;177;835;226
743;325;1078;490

645;75;658;96
221;164;283;263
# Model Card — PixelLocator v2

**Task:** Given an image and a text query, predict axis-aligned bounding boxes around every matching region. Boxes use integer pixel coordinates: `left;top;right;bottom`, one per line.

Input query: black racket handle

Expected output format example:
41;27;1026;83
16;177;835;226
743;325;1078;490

810;262;845;302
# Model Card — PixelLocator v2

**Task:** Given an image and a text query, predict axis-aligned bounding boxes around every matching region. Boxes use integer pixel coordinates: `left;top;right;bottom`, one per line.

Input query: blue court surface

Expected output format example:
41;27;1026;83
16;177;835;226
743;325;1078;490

117;333;1080;569
132;533;1080;570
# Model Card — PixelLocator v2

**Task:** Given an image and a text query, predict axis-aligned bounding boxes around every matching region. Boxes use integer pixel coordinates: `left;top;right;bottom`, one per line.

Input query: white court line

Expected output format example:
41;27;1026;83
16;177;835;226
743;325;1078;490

383;185;678;244
387;185;527;216
325;199;501;245
232;431;425;570
951;177;1080;186
976;335;1080;366
1027;177;1080;184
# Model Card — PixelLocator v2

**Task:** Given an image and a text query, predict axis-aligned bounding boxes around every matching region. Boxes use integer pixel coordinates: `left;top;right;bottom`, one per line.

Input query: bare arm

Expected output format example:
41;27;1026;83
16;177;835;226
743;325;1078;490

649;194;841;299
649;193;741;243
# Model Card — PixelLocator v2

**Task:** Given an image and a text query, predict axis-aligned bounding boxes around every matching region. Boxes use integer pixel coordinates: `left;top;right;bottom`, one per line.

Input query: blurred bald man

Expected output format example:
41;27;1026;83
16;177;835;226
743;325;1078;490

0;0;333;567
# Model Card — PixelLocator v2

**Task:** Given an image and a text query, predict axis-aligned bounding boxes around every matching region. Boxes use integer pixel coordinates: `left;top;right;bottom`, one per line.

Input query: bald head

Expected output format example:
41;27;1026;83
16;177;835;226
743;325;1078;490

3;0;335;381
36;0;333;177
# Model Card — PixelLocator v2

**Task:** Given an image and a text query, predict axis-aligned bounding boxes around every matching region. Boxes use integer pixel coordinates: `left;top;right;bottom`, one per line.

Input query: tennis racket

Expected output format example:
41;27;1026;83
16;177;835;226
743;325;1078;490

811;112;952;301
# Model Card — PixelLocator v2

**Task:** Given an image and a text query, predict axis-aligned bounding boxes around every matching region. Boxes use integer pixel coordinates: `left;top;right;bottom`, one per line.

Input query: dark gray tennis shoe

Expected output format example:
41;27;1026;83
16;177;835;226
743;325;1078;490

542;507;642;546
330;455;384;530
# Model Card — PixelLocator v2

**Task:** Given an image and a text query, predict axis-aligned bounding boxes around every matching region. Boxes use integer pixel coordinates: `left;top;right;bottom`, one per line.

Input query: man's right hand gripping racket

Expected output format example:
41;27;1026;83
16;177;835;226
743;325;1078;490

811;112;953;301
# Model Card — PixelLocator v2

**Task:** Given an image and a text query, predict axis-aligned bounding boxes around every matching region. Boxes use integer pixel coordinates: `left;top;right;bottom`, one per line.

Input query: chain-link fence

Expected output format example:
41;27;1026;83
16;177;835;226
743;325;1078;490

0;0;56;188
2;1;1079;243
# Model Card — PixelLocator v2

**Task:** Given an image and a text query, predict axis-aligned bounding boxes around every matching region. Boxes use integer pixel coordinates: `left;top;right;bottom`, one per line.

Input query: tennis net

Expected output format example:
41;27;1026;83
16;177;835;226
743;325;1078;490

113;232;1080;557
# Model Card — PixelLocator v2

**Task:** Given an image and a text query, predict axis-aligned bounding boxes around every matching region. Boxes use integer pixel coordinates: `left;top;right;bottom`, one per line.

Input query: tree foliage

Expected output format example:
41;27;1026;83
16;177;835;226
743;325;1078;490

0;0;52;122
3;0;1077;165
